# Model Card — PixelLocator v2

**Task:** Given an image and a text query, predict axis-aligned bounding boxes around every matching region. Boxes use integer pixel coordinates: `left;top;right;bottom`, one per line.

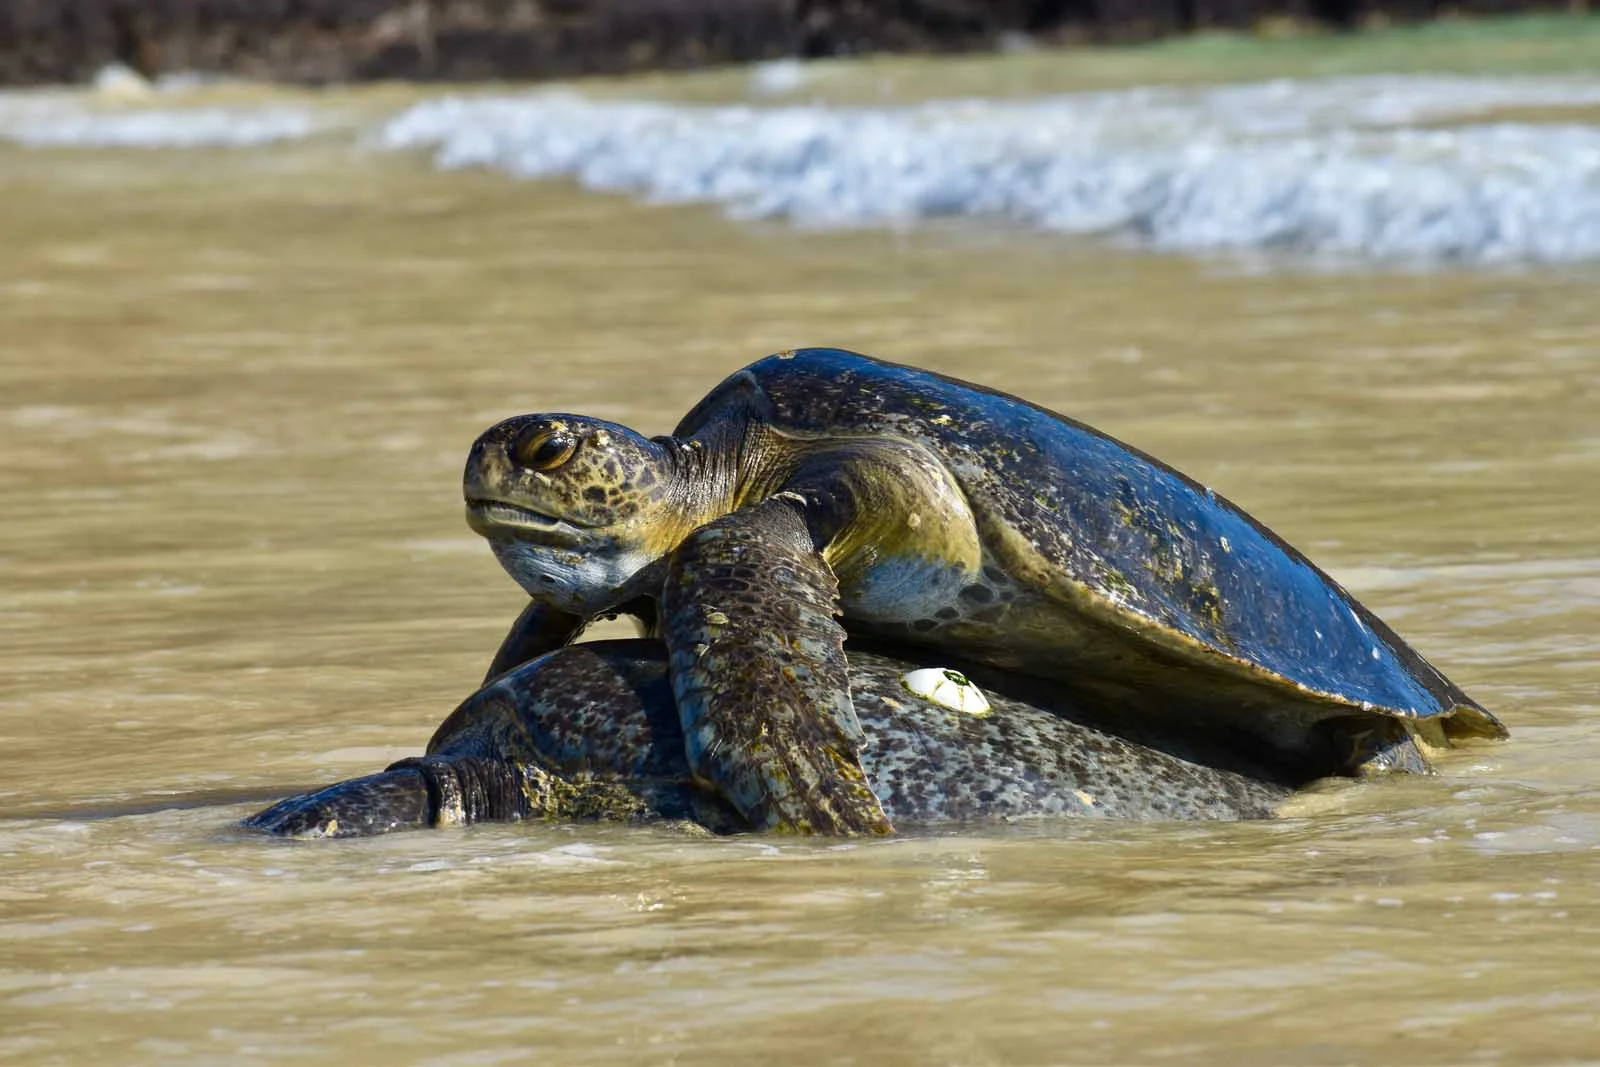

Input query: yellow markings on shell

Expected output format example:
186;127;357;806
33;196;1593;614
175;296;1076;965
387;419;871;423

593;429;612;447
320;818;339;836
900;668;991;716
1072;790;1098;808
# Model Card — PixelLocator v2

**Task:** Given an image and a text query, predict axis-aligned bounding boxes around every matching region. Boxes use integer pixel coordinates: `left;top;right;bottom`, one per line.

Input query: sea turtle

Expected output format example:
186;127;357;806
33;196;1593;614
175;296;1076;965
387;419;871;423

462;348;1506;836
242;640;1294;838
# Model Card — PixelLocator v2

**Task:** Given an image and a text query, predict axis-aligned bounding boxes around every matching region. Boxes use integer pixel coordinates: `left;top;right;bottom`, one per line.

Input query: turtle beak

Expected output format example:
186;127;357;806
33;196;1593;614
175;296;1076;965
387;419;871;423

463;434;509;505
463;434;568;536
463;498;582;542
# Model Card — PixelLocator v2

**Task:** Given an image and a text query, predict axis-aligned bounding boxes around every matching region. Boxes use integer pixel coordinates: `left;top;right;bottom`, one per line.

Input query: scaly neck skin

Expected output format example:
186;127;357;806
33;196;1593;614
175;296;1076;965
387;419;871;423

668;408;801;527
606;409;810;616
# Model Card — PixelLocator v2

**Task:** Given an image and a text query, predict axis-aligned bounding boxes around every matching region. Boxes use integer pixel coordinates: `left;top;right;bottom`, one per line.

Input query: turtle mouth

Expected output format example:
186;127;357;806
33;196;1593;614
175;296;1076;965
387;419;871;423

465;497;587;540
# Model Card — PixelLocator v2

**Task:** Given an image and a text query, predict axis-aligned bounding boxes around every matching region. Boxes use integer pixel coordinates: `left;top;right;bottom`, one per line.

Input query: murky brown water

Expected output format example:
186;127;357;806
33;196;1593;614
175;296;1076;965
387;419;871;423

2;84;1598;1064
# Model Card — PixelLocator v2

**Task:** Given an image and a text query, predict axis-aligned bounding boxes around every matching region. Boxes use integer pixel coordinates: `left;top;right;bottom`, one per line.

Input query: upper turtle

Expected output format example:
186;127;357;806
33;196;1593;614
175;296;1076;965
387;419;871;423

462;348;1507;834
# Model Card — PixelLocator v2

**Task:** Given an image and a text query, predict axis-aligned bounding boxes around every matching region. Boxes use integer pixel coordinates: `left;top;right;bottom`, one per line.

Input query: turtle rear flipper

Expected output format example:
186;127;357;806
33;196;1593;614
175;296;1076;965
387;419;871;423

663;496;893;836
1316;716;1434;777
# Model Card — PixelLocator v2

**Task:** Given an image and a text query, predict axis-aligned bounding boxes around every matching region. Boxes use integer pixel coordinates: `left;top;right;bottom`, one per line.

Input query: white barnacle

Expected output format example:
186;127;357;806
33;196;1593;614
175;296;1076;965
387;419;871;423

901;667;991;716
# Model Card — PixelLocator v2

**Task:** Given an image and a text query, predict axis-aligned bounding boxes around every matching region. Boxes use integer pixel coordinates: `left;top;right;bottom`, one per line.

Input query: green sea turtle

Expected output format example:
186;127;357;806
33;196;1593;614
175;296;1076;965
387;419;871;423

242;640;1294;838
463;348;1506;836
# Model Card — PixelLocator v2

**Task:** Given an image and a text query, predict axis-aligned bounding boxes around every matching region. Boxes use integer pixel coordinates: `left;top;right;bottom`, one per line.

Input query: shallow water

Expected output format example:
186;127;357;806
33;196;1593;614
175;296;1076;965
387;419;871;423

2;71;1599;1063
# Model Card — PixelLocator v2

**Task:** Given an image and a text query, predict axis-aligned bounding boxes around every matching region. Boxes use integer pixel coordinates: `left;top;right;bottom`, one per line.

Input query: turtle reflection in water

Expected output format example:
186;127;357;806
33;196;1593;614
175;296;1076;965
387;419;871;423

245;641;1294;838
454;349;1504;835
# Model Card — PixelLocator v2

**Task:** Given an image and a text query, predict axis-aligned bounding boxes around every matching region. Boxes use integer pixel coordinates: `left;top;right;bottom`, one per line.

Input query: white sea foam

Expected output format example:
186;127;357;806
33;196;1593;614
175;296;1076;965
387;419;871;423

0;104;316;148
5;73;1598;265
748;58;809;97
378;75;1600;265
0;83;318;149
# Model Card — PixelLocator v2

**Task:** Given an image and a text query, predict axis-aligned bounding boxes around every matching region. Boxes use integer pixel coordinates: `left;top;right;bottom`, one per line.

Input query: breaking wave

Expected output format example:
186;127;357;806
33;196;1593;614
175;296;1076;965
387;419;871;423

379;75;1600;266
5;71;1599;266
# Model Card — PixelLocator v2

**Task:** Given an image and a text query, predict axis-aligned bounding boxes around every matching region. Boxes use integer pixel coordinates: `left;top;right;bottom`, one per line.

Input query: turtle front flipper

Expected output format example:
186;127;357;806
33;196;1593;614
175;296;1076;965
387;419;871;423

241;767;435;838
483;600;586;684
241;757;540;838
662;495;893;836
241;755;719;837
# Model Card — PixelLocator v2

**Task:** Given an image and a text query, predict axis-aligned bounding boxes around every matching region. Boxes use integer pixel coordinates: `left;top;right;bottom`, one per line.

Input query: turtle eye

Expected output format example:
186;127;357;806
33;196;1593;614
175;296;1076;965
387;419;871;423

512;426;579;472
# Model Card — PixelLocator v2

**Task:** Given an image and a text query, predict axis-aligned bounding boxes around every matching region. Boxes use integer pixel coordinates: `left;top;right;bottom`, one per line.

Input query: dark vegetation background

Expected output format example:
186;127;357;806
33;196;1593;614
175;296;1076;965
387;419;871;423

0;0;1584;85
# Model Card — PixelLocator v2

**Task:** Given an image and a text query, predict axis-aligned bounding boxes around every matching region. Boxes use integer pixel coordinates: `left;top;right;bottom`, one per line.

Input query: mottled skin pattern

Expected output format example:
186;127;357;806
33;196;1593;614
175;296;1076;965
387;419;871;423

463;348;1507;834
242;641;1293;838
663;496;891;835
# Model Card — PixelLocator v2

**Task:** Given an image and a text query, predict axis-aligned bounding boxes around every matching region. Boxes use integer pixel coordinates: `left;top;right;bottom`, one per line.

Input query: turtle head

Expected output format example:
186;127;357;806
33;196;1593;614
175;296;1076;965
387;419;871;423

464;414;702;613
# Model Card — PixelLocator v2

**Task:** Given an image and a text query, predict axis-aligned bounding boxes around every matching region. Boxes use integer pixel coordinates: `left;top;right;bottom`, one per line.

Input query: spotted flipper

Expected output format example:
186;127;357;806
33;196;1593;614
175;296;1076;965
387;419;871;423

483;600;585;684
242;754;743;837
241;768;435;838
662;495;893;836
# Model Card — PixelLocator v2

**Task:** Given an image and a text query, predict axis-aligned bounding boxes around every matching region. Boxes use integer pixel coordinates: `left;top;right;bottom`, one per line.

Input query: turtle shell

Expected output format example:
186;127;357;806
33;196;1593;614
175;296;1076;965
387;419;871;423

675;349;1506;748
242;640;1295;836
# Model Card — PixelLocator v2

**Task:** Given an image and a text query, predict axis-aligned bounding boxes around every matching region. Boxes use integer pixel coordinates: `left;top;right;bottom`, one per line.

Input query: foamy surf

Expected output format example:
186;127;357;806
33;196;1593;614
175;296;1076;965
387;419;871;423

0;78;320;151
5;71;1599;266
0;106;317;149
378;75;1600;266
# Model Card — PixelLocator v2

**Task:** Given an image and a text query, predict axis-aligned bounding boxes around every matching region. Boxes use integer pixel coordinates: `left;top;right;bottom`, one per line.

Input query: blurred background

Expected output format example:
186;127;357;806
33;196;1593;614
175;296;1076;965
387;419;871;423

1;0;1595;83
2;5;1597;1065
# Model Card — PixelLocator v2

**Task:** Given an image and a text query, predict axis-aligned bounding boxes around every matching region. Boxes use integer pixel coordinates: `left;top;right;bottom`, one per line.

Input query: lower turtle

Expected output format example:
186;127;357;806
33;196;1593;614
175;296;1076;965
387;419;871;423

242;640;1295;838
462;348;1507;836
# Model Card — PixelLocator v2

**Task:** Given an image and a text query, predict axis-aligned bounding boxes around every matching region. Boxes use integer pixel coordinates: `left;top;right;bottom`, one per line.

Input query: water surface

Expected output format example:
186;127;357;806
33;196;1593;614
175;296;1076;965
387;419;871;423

1;74;1597;1064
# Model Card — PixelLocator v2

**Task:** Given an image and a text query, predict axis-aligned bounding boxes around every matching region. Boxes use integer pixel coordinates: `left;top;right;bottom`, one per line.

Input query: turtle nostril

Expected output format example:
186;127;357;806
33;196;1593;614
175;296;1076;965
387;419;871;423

463;436;495;495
